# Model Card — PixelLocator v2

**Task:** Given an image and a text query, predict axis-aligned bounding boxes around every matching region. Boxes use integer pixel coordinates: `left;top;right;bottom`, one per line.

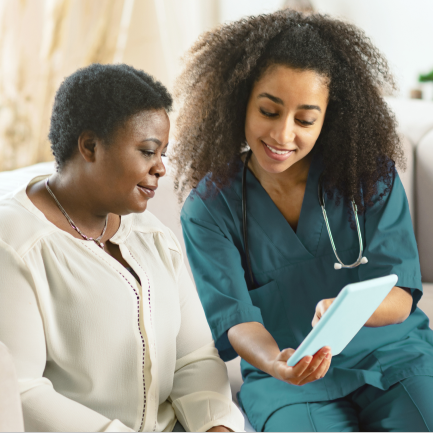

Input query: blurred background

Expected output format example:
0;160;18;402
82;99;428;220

0;0;432;171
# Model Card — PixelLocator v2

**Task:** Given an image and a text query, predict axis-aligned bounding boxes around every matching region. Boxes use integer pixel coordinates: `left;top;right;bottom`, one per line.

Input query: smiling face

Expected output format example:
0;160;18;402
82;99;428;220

245;65;329;175
89;109;170;215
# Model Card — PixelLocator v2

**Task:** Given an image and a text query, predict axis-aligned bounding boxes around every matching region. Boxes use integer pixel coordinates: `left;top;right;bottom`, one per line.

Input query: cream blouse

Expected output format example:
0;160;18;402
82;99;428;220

0;176;244;432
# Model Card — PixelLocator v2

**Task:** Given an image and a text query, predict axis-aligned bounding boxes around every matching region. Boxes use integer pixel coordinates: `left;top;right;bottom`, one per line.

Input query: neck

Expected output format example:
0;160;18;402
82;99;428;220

249;152;313;194
47;168;109;235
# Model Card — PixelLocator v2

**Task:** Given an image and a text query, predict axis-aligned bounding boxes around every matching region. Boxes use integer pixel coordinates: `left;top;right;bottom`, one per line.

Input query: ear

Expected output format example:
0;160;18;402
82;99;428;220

78;131;99;163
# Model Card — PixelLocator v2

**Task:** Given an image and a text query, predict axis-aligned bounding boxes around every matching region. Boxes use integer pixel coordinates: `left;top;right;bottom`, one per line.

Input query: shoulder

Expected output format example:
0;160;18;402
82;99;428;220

181;165;243;224
128;210;181;255
368;166;404;206
363;168;411;225
0;192;54;257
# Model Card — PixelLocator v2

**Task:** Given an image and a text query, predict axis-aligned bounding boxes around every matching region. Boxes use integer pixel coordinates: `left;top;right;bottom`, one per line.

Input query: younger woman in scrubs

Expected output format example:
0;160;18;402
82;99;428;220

174;10;433;432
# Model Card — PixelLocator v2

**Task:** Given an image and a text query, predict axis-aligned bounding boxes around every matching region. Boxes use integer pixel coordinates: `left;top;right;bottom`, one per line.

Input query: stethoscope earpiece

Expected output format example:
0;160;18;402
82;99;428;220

360;257;368;264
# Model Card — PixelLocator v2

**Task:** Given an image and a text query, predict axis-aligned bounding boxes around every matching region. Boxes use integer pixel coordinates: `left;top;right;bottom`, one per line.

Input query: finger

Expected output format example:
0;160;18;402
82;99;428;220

277;348;296;362
274;349;298;381
298;352;331;386
298;348;330;381
310;350;331;379
279;355;313;384
289;355;313;377
312;314;319;327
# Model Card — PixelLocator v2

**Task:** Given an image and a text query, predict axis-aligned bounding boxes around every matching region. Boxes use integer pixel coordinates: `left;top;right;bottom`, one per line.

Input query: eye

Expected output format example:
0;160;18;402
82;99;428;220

297;119;315;126
140;150;154;158
259;108;278;118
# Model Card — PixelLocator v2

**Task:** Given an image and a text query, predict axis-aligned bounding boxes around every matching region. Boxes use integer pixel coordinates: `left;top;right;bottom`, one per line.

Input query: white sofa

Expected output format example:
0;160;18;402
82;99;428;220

0;97;432;432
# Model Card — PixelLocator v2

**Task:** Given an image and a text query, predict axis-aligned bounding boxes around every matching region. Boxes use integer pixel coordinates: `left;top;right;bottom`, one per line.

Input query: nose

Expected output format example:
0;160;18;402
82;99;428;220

150;156;166;178
270;116;296;145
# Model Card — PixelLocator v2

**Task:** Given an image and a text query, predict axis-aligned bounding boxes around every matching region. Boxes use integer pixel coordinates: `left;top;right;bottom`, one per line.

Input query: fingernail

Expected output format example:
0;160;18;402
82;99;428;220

305;356;313;363
325;353;330;359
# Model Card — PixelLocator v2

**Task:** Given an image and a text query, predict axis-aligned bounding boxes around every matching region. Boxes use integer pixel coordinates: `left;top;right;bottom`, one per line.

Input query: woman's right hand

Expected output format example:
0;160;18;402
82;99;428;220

228;322;332;386
271;346;332;386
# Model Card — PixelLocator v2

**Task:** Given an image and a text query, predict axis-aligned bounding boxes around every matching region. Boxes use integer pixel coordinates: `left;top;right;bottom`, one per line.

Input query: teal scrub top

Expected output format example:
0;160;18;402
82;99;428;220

181;154;433;432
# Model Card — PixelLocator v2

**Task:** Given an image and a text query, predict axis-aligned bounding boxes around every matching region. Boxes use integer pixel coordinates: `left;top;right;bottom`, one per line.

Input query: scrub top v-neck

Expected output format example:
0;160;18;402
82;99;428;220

181;154;433;432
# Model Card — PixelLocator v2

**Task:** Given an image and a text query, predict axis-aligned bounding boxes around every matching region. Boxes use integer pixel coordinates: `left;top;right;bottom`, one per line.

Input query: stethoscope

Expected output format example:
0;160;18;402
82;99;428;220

242;150;368;288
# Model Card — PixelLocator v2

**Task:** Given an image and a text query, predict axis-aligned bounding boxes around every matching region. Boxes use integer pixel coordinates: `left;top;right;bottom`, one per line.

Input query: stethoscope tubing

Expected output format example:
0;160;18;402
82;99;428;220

242;150;256;289
241;150;367;287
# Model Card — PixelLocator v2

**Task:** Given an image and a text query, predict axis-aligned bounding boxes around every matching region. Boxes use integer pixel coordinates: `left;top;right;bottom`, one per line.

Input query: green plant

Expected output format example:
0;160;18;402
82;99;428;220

419;69;433;82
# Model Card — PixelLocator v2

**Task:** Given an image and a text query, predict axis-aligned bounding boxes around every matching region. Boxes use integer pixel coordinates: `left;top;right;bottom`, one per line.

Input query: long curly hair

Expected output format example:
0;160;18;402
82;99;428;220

171;10;404;213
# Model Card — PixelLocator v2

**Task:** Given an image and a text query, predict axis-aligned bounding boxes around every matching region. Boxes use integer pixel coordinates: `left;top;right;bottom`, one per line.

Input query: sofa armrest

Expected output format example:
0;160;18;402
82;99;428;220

416;129;433;283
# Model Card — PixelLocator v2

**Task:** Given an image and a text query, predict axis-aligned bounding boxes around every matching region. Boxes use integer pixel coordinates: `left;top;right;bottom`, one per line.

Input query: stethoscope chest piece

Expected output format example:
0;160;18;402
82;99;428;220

318;174;368;270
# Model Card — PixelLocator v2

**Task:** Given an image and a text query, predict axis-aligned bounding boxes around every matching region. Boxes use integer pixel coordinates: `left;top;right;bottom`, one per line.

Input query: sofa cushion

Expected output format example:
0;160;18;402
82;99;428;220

385;97;433;146
397;135;415;225
0;162;55;197
419;283;433;320
416;129;433;282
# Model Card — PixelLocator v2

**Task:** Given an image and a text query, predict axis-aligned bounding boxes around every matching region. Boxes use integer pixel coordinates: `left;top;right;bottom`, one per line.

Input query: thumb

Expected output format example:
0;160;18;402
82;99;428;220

277;348;296;362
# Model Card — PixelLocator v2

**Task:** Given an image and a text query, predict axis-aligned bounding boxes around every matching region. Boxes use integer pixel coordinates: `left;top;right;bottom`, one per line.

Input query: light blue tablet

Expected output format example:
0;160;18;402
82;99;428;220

287;274;398;367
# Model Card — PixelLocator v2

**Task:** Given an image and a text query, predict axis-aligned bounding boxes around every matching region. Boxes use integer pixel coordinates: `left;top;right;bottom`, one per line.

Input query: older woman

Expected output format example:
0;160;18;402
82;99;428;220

0;64;243;432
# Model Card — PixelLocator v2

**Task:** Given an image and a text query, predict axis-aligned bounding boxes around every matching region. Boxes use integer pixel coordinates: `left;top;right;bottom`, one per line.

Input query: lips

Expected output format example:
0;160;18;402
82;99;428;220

262;140;294;161
137;184;157;198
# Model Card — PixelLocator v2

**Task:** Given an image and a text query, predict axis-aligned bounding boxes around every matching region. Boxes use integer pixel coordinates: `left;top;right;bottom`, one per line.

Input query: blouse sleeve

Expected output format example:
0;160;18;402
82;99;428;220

180;196;264;362
168;230;244;432
0;239;133;432
358;170;423;312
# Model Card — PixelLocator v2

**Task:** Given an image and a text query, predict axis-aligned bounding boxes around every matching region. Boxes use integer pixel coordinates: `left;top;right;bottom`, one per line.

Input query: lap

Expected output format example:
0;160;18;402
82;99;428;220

263;376;433;432
352;375;433;432
264;399;359;432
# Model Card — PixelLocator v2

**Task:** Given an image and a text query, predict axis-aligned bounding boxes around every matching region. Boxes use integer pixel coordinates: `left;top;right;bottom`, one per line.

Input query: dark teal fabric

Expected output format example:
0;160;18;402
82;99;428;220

181;155;433;432
264;376;433;432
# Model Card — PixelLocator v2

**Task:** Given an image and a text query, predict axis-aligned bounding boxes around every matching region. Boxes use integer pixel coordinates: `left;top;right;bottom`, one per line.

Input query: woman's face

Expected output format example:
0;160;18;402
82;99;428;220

90;109;170;215
245;65;329;174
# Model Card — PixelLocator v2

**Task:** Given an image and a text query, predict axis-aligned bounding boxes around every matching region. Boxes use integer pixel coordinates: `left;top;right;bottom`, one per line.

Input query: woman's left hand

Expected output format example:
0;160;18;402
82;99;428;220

207;426;232;432
312;298;336;327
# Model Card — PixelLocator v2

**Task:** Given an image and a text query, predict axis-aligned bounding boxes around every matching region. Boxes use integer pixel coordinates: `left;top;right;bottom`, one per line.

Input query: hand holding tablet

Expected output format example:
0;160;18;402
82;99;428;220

271;345;332;386
287;275;398;368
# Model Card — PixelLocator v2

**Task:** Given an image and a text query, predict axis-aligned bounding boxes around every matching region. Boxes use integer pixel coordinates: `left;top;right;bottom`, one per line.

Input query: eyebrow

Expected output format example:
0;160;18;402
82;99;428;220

141;138;163;146
257;93;322;113
297;104;322;113
258;93;284;105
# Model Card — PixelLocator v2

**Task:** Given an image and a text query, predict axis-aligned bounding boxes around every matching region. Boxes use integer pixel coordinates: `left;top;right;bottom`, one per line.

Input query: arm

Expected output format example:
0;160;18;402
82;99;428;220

0;342;24;432
313;172;423;329
169;263;245;433
181;206;331;388
359;171;423;311
0;240;133;432
228;322;331;386
313;286;413;328
364;286;412;327
356;171;421;324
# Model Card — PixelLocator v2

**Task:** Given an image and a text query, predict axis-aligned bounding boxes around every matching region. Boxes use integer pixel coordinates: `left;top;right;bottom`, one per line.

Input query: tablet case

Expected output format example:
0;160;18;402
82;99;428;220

287;274;398;367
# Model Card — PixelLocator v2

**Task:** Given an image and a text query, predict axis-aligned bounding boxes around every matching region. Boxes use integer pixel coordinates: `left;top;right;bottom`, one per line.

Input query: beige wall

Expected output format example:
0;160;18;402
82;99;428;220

0;0;218;171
